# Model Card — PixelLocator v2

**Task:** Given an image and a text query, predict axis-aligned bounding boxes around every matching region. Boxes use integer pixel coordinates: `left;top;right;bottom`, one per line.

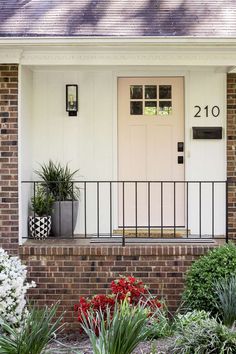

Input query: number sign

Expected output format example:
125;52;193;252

194;105;220;118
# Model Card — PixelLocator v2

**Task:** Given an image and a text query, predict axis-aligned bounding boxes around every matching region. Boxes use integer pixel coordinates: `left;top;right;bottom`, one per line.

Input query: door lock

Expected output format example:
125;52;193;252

178;156;184;164
177;142;184;152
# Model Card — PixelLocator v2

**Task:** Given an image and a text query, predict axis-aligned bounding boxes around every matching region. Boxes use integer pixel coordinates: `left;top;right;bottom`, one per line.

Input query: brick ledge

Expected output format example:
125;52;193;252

20;240;218;256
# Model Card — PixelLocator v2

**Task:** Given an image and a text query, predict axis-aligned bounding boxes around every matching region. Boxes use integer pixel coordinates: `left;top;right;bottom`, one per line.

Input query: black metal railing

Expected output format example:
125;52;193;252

21;180;228;246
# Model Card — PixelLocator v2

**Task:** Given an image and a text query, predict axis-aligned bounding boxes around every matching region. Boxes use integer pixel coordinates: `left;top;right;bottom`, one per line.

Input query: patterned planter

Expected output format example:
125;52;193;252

29;216;51;240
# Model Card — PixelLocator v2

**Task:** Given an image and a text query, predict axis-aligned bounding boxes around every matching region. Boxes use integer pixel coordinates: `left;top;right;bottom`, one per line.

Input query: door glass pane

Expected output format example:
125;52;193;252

159;85;172;99
130;101;143;115
130;85;143;99
159;101;172;115
145;85;157;99
145;101;157;115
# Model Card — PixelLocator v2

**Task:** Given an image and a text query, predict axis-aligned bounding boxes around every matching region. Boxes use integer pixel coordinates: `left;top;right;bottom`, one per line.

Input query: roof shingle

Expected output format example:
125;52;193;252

0;0;236;37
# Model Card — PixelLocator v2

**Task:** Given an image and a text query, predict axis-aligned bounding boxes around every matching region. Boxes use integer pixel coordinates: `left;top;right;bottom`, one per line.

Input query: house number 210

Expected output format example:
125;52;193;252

194;105;220;118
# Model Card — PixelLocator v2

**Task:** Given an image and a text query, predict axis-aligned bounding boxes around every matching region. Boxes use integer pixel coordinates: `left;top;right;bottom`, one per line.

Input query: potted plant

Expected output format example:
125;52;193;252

29;186;54;239
35;160;80;237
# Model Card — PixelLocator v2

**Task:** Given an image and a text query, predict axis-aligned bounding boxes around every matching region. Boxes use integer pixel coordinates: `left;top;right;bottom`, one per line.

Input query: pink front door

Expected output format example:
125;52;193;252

118;77;185;229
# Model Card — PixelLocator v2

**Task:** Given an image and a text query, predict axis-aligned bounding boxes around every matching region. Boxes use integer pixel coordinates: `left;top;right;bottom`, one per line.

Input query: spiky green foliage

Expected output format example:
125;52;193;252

80;298;156;354
0;304;64;354
174;310;210;332
182;243;236;314
31;185;54;216
35;160;79;201
171;314;236;354
214;275;236;328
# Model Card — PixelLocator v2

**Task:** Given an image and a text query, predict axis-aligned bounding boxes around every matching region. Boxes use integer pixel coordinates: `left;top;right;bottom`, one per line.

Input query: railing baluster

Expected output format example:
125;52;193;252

186;182;189;238
212;182;214;238
84;182;87;238
32;181;36;239
110;182;112;238
148;181;151;238
226;180;229;243
59;181;61;237
135;181;138;238
122;181;125;246
72;182;74;238
161;182;163;238
174;182;176;238
199;182;202;238
97;182;99;238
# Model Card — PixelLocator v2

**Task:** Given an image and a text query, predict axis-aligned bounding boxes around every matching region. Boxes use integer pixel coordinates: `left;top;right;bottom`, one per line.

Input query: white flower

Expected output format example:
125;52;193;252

0;248;37;330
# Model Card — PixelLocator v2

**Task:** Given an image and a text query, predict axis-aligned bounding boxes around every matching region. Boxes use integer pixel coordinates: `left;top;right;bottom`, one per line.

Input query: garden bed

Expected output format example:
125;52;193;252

46;336;174;353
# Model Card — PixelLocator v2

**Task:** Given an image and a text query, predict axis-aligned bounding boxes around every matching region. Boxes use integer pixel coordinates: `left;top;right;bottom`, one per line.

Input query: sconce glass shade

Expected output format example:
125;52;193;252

66;84;78;116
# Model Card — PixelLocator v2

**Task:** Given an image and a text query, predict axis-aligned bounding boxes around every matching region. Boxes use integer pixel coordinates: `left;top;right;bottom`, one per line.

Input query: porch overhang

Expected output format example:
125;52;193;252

1;38;236;69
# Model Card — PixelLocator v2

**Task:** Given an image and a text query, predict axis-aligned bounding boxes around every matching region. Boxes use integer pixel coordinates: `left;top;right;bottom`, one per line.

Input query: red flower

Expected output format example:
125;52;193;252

74;275;163;335
111;275;147;304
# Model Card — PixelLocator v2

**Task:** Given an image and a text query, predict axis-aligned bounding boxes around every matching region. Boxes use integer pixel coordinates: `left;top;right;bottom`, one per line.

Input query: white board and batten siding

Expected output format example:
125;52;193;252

20;68;226;239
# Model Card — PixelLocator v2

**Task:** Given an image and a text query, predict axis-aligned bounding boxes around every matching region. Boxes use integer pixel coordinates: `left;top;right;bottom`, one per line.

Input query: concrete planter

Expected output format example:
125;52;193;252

51;201;79;237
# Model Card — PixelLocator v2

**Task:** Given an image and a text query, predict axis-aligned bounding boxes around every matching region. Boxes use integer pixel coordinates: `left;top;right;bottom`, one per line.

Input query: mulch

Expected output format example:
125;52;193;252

46;335;175;353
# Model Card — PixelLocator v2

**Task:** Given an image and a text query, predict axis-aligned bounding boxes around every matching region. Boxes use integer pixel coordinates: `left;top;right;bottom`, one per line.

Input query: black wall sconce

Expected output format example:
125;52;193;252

66;84;78;116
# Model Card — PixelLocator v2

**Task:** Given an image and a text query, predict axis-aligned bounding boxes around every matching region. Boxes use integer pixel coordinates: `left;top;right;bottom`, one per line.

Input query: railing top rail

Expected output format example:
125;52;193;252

21;180;227;183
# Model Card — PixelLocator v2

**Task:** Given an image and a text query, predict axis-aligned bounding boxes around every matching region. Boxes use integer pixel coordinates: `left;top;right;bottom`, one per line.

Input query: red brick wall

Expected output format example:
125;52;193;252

227;74;236;239
20;243;216;330
0;64;18;254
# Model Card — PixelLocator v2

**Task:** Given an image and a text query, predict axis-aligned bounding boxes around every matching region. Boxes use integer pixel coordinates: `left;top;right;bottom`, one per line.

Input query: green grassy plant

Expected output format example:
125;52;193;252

80;298;156;354
35;160;79;201
214;275;236;328
171;314;236;354
147;304;173;339
0;304;64;354
174;310;210;332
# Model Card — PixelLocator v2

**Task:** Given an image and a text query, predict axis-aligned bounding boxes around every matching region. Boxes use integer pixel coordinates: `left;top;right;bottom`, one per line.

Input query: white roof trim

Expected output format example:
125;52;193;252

2;36;236;46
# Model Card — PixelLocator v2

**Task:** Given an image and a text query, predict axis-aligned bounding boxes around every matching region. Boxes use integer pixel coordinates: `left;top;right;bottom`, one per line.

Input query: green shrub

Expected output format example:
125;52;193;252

182;243;236;314
171;315;236;354
214;275;236;328
0;303;64;354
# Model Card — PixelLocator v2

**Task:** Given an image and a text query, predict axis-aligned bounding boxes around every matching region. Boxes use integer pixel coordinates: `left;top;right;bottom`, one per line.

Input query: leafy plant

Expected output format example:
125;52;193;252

182;243;236;314
74;275;163;333
80;298;156;354
0;303;64;354
174;310;210;332
31;185;54;217
147;305;173;339
171;314;236;354
35;160;79;201
214;275;236;328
